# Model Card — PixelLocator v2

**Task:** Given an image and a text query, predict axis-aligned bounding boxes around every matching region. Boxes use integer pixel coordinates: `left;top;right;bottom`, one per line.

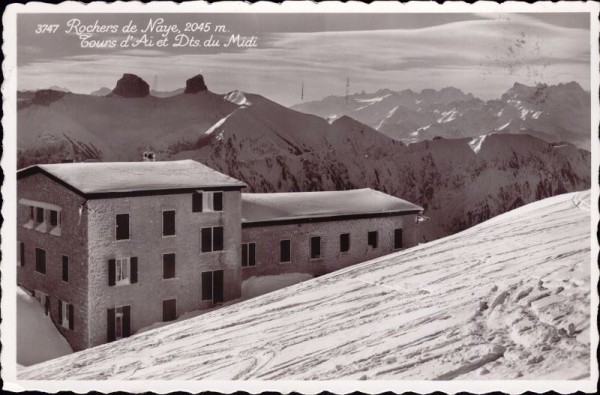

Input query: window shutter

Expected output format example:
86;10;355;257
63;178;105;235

20;242;25;267
107;308;116;342
249;243;256;266
201;272;213;300
68;304;74;330
192;192;203;212
241;244;248;266
130;257;138;284
108;259;116;286
62;256;69;282
213;227;224;251
122;306;131;337
213;270;224;303
213;192;223;211
201;228;212;252
58;300;63;325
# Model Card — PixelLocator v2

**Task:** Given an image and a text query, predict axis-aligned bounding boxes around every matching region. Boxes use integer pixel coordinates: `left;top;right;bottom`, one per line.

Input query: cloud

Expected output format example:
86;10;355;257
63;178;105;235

18;17;590;105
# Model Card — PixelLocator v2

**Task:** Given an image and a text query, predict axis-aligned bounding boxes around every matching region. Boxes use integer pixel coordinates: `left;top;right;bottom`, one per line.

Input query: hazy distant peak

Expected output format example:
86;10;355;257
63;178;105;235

90;87;112;96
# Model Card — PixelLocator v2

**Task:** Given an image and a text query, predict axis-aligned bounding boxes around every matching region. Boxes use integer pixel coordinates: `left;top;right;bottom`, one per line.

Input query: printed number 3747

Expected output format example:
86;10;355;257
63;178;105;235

35;24;60;34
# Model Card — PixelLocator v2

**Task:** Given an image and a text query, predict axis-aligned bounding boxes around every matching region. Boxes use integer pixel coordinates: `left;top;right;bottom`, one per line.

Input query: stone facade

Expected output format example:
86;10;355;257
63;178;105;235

17;173;90;351
17;163;421;352
240;214;419;280
17;170;242;350
86;190;242;348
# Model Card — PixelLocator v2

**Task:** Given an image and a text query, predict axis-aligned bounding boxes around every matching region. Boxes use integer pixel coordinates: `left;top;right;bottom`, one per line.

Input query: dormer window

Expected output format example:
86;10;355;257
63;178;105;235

19;199;62;236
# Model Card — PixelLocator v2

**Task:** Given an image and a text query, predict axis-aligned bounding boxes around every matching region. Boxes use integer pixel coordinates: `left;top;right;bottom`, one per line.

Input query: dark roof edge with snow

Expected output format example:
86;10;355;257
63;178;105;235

17;160;246;199
241;210;423;228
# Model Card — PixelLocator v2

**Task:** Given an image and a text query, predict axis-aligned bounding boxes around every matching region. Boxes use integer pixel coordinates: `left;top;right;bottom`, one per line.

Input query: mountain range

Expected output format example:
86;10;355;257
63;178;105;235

291;82;591;150
16;74;591;240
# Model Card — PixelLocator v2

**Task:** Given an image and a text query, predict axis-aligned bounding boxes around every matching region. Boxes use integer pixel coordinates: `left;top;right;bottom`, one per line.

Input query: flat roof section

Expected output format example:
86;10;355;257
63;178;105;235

242;188;423;227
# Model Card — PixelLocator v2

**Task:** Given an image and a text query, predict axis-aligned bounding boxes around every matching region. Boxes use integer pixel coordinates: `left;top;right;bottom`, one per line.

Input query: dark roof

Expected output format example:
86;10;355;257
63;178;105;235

242;188;423;226
17;160;246;198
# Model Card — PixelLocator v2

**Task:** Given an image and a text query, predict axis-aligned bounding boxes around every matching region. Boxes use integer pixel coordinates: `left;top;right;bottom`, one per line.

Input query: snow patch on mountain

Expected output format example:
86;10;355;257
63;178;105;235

497;121;511;131
375;106;399;130
225;90;251;106
437;109;458;123
469;135;488;154
204;113;233;136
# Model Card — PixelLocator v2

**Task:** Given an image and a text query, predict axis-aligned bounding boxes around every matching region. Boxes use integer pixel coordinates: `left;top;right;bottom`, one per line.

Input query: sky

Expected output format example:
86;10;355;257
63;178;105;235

17;13;590;106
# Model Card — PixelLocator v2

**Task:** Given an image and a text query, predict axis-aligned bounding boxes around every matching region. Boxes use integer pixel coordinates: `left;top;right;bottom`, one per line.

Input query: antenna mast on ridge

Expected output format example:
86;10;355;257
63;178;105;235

345;77;350;105
152;74;158;92
301;81;304;101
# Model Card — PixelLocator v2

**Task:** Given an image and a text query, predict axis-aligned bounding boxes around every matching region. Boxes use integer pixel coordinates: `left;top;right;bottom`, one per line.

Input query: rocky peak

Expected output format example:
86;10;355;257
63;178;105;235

112;74;150;98
184;74;208;94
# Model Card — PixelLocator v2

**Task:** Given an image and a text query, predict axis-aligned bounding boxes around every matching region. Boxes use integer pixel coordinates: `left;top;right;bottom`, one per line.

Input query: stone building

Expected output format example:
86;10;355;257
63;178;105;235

17;160;423;351
17;160;245;350
240;189;423;279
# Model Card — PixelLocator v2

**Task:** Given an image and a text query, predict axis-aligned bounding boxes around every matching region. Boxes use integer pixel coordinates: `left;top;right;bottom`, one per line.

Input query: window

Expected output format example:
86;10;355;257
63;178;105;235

280;240;291;263
213;192;223;211
50;210;59;227
108;257;138;286
201;226;224;252
35;248;46;274
368;231;378;248
340;233;350;253
163;299;177;322
310;236;321;259
116;214;130;240
201;191;224;212
59;300;74;330
20;200;62;233
394;228;403;249
163;210;176;236
192;192;203;212
62;255;69;282
242;243;256;267
36;207;44;223
18;241;24;267
107;306;130;342
201;270;224;303
163;253;176;279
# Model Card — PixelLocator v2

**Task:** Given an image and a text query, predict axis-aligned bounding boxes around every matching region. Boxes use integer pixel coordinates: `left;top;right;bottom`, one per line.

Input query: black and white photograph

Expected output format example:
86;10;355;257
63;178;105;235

1;1;598;392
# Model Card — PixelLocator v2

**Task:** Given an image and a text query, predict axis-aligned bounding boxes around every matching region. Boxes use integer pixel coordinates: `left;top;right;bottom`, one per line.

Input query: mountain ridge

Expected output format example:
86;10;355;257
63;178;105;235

16;74;591;241
291;81;591;150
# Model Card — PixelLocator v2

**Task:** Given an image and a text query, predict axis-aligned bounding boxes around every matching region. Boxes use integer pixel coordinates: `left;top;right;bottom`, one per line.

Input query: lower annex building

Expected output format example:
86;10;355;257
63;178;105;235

17;160;423;350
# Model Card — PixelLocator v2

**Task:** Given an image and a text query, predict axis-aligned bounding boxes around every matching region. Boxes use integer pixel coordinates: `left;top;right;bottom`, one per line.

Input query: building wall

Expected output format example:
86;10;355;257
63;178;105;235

241;214;419;280
17;173;90;351
86;190;242;348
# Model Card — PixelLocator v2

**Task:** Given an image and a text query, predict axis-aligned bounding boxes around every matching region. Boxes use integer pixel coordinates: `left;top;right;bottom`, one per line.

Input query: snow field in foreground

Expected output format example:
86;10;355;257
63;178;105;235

17;287;73;367
136;273;313;334
19;191;592;380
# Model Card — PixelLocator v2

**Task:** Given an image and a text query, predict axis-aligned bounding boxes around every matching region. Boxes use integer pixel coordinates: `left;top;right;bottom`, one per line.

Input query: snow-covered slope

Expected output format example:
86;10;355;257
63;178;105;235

17;287;73;367
20;191;592;380
291;82;591;149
